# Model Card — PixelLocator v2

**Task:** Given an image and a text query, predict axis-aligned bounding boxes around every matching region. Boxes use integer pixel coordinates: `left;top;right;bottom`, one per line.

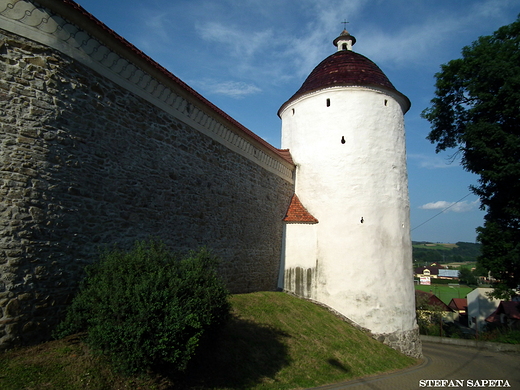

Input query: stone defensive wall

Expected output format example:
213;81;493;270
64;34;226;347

0;0;295;349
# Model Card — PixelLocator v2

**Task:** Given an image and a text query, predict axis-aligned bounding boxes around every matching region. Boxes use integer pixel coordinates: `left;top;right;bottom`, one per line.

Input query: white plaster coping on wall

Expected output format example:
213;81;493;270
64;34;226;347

0;0;294;182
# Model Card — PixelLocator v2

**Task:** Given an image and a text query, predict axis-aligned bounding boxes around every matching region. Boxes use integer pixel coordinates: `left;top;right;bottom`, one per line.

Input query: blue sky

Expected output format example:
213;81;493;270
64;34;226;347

76;0;520;243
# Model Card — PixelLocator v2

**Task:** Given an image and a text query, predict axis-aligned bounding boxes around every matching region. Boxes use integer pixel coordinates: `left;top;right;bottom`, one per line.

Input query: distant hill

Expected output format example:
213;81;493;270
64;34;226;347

412;241;481;265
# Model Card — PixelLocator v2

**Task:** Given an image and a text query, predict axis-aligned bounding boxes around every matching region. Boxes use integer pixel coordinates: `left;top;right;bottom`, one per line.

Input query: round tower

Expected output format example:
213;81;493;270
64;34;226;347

279;30;421;357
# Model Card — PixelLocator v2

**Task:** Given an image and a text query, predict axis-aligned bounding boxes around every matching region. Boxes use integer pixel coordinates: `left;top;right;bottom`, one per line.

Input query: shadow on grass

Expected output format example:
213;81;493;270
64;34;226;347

175;314;291;389
327;358;349;373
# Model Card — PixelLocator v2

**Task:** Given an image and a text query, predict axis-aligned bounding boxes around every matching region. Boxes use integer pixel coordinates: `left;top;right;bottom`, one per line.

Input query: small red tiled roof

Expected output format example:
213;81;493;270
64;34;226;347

486;301;520;323
283;194;318;223
277;149;294;165
448;298;467;311
502;301;520;319
278;49;410;115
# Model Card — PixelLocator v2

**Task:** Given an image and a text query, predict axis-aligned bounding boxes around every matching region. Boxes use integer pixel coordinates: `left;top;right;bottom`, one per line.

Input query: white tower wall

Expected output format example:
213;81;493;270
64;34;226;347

280;86;420;355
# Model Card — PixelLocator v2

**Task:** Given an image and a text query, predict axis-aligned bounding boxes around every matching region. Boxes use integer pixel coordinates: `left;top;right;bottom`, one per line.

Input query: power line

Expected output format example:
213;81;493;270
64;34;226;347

411;192;473;232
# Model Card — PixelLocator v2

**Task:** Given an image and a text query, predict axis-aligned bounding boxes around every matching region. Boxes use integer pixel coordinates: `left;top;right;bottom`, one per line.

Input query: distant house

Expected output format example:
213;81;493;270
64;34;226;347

416;290;456;322
485;301;520;330
448;298;468;324
466;288;501;332
478;271;496;284
415;266;441;279
438;269;460;279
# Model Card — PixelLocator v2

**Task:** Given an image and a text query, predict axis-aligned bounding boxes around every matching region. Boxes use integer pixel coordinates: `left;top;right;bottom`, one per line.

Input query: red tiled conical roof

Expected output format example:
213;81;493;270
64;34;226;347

283;194;318;223
278;37;410;115
299;50;395;93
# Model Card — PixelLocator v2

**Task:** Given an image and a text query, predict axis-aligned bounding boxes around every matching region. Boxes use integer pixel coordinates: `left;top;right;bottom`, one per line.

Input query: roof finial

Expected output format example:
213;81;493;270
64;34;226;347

341;19;349;31
333;25;356;51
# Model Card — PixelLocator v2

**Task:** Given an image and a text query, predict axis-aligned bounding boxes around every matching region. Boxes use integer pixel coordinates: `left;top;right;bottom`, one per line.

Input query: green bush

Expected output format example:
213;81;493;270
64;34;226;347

495;329;520;344
480;326;520;344
55;240;230;374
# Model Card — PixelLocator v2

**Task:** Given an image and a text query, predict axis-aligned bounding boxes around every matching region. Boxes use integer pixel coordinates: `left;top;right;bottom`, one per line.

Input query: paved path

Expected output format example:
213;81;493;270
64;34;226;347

310;341;520;389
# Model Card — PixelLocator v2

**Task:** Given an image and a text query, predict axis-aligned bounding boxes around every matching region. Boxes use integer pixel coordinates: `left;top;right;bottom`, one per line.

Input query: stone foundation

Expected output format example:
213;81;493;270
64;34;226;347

375;327;423;359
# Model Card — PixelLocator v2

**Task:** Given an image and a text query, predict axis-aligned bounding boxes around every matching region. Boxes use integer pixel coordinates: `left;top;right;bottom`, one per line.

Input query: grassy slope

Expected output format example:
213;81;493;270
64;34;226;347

0;291;418;390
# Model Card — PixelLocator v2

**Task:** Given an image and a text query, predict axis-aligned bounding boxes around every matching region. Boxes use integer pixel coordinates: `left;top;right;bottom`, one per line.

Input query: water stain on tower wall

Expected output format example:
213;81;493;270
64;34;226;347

284;266;316;298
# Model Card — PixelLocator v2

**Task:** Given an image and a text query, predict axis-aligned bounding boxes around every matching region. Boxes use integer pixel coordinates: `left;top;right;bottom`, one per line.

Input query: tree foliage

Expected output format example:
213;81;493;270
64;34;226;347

415;292;445;336
421;16;520;299
458;267;477;286
412;242;481;264
55;240;230;374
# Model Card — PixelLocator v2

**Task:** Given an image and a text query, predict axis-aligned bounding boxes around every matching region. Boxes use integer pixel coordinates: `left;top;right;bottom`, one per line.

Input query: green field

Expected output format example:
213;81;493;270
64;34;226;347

415;284;474;305
412;243;457;251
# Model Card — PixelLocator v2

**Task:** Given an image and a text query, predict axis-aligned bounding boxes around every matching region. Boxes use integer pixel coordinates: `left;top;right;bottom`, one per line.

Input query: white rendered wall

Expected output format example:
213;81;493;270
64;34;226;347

467;288;501;332
280;86;416;335
279;223;318;299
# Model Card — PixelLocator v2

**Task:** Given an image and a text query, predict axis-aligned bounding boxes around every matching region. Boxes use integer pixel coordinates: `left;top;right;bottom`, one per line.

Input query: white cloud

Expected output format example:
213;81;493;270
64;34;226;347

195;22;275;59
193;0;368;83
419;199;480;213
359;0;518;67
408;153;461;169
195;79;261;98
285;0;367;79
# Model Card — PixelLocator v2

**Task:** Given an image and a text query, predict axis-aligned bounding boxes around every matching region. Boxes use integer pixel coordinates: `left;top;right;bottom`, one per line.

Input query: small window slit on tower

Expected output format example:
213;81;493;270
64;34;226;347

341;136;345;144
326;98;330;107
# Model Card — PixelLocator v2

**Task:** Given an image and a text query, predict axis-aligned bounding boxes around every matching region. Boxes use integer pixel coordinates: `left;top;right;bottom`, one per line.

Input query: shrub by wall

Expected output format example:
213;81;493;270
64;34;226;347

55;240;230;374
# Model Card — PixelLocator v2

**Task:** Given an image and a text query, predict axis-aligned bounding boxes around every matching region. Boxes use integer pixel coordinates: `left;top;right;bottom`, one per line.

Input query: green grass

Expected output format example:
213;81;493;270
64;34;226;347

0;335;127;390
412;243;456;250
415;284;474;305
0;291;419;390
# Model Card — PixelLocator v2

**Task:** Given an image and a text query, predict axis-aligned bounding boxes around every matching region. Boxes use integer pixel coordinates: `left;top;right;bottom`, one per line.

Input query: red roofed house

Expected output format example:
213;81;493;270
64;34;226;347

416;290;456;323
448;298;468;325
486;301;520;330
415;266;441;279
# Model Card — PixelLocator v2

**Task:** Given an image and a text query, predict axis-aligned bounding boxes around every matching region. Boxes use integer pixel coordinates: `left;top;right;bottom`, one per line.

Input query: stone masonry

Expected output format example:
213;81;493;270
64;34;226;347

0;25;294;349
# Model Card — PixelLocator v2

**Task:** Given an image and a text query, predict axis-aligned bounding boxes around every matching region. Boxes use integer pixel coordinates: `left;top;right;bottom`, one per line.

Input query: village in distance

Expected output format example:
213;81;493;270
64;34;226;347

413;241;520;342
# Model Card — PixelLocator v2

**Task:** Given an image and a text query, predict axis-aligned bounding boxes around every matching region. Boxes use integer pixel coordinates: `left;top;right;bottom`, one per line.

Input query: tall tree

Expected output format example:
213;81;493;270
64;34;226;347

422;16;520;300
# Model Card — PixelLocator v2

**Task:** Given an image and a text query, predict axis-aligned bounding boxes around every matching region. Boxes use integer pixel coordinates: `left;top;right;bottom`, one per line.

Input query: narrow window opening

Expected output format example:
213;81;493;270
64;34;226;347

326;98;330;107
384;99;388;106
291;108;295;115
342;43;347;50
341;136;345;144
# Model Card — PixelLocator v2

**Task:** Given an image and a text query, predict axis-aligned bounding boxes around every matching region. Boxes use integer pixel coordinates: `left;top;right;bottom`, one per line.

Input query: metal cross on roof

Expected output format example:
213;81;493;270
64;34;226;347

341;20;349;29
